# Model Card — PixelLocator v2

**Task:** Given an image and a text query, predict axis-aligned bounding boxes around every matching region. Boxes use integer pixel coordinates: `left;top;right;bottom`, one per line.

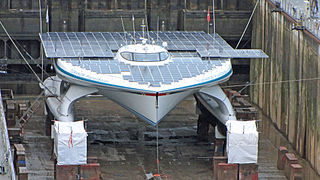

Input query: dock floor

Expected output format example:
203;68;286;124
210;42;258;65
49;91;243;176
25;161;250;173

21;96;286;179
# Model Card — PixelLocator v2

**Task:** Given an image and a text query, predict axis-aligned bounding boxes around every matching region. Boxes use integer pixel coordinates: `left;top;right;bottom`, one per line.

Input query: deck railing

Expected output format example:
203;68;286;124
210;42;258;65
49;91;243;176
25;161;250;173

268;0;320;41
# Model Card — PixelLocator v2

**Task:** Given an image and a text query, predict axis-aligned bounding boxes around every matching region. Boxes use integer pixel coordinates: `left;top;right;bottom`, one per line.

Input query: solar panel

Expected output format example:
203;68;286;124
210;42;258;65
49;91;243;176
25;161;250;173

60;57;219;85
40;31;268;59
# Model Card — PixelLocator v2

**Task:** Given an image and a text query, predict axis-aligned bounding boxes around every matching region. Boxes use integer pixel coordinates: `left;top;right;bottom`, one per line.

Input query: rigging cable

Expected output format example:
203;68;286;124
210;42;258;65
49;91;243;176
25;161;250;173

120;16;128;45
0;20;60;101
155;92;160;177
3;36;55;81
222;76;320;89
233;0;260;93
156;123;159;175
132;15;136;44
39;0;44;81
235;0;259;49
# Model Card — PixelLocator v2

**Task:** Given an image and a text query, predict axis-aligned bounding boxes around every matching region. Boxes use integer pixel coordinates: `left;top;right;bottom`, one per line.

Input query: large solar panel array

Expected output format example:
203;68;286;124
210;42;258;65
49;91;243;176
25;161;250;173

62;57;226;86
40;32;268;59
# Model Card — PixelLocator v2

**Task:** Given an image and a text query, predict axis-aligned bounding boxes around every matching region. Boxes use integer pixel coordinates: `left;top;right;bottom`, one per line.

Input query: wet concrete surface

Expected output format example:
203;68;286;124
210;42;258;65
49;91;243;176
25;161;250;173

21;96;287;179
76;97;215;179
23;115;54;179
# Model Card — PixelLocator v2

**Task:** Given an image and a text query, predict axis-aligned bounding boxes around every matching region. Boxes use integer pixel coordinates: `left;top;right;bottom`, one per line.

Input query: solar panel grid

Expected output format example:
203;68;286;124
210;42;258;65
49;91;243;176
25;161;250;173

130;66;144;82
109;64;121;74
100;65;111;74
140;66;154;82
119;63;130;72
53;33;66;57
177;64;191;78
91;33;108;57
41;32;267;59
102;32;119;51
174;33;191;51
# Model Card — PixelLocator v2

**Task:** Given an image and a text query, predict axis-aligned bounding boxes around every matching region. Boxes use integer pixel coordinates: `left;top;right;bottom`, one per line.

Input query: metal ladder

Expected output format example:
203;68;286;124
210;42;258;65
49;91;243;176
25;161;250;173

18;91;44;128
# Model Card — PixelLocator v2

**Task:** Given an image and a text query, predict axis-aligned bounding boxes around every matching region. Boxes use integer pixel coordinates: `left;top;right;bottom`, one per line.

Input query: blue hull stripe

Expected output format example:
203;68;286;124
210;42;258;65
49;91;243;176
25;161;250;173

56;62;232;93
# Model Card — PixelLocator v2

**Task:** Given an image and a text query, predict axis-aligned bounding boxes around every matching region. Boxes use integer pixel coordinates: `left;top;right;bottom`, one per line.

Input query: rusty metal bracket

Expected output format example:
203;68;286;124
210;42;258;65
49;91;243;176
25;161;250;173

271;8;283;13
292;26;306;31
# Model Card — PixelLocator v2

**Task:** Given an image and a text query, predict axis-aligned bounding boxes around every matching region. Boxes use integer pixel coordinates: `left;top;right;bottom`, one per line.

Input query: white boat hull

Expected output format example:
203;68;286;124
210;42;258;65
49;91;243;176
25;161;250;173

42;59;235;125
100;89;195;125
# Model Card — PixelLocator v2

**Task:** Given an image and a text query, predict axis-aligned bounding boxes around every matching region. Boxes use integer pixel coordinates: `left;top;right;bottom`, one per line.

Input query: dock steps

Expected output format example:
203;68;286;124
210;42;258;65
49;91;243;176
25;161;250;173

18;91;44;128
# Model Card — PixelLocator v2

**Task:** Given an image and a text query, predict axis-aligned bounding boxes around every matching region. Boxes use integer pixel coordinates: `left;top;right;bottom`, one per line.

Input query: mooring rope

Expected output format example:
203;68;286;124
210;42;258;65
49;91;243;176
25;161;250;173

156;124;160;175
236;0;260;49
222;76;320;89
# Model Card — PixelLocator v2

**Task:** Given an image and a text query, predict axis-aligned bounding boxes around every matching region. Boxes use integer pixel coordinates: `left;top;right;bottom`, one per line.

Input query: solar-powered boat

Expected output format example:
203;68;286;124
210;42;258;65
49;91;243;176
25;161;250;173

40;31;267;125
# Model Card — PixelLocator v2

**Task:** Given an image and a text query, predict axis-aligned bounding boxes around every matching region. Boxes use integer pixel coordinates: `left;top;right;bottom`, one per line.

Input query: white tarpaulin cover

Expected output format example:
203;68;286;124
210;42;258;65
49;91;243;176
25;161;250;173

53;121;87;165
226;120;258;164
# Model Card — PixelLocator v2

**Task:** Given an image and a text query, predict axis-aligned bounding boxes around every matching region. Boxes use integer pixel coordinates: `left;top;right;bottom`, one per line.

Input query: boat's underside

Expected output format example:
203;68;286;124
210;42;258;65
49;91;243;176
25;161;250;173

41;73;236;126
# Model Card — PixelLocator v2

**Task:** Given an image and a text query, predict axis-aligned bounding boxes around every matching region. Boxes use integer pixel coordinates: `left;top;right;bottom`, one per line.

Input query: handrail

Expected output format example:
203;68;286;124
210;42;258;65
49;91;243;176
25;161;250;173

266;0;320;44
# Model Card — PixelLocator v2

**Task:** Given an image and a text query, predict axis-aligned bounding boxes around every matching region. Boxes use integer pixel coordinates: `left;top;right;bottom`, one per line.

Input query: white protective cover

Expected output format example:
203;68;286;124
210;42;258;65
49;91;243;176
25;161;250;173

226;120;258;164
53;121;87;165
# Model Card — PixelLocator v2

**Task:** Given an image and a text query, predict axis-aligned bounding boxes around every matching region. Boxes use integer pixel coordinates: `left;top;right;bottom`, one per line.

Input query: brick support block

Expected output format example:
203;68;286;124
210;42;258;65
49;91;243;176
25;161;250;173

18;167;28;180
217;163;238;180
6;112;16;127
289;164;303;180
14;144;25;152
80;163;102;180
239;163;258;180
14;144;26;172
214;138;225;156
55;165;78;180
284;153;298;179
213;156;227;180
277;146;288;170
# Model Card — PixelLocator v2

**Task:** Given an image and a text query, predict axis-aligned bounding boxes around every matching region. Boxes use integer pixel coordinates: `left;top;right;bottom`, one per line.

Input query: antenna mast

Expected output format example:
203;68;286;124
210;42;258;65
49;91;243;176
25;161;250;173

157;16;159;42
39;0;44;81
120;16;128;45
145;14;150;42
141;19;145;39
213;0;215;36
144;0;150;41
132;15;136;44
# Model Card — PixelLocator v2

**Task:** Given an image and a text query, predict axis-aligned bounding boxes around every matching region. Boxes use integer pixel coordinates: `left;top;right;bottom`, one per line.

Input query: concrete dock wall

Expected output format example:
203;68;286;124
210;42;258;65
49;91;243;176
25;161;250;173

0;0;253;65
0;91;15;179
0;0;255;94
250;0;320;176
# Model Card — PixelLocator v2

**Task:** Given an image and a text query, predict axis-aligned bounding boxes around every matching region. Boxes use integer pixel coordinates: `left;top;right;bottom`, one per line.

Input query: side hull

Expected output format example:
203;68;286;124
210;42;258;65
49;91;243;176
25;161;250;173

41;76;98;122
195;85;237;125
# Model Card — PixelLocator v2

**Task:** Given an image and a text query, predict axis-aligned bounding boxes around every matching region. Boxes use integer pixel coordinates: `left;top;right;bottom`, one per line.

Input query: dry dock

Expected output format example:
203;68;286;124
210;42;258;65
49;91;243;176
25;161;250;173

15;96;288;179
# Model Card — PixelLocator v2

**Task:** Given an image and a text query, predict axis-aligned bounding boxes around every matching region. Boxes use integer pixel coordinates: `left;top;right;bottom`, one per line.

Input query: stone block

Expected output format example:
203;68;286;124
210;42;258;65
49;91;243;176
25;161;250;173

239;163;258;180
6;112;16;127
284;153;298;178
214;138;225;156
289;164;303;180
217;163;238;180
14;144;26;172
213;156;227;180
18;167;28;180
277;146;288;170
55;164;78;180
6;100;16;112
80;163;102;180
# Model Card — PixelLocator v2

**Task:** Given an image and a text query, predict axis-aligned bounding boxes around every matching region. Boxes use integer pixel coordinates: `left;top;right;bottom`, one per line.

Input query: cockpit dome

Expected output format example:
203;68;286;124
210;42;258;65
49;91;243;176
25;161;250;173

118;44;169;62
